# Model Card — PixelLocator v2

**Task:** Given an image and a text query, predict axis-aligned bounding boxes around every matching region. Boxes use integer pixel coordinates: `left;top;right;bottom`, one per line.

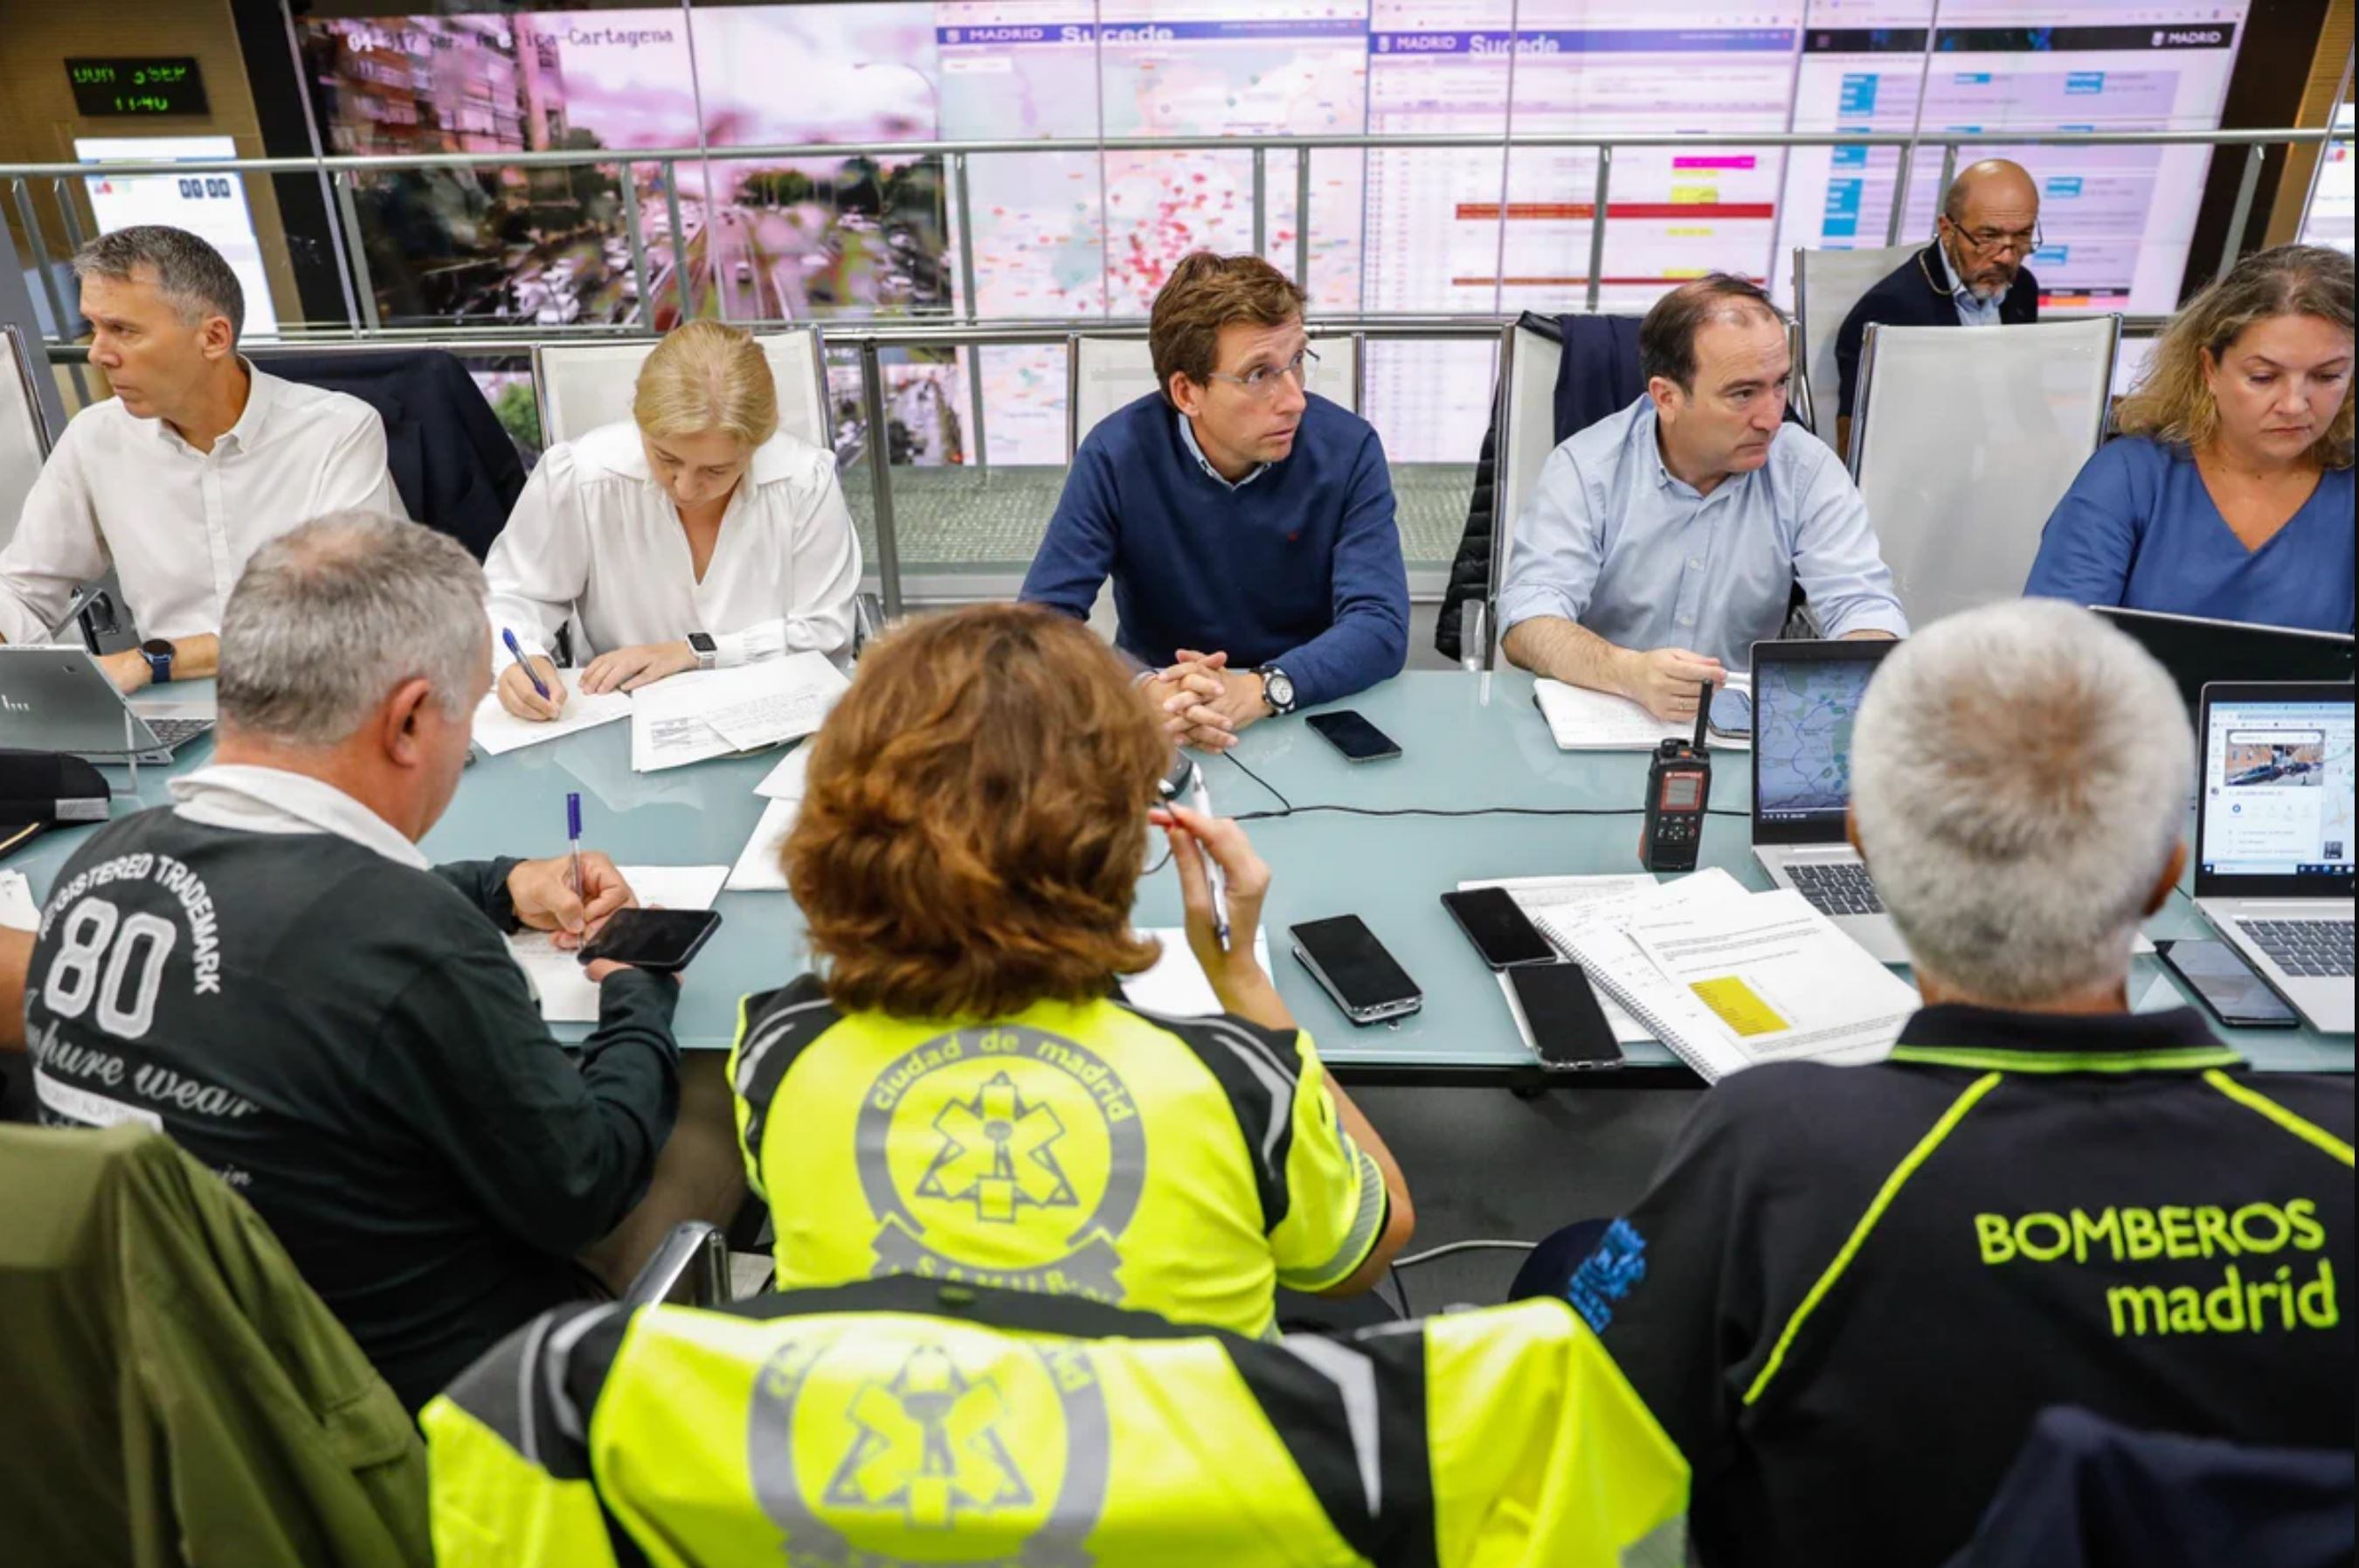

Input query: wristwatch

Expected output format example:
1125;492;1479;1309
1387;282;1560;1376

688;632;718;672
140;638;176;686
1256;665;1297;716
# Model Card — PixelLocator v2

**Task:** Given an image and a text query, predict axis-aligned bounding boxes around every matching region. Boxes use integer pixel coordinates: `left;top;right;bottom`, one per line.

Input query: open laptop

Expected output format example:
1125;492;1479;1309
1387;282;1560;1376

1747;638;1909;963
2192;680;2355;1034
2094;606;2354;720
0;646;213;766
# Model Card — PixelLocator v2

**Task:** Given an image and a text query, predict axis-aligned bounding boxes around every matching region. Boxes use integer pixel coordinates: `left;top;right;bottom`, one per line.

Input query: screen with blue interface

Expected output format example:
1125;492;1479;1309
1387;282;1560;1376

2201;698;2357;881
293;1;2256;464
1754;655;1880;826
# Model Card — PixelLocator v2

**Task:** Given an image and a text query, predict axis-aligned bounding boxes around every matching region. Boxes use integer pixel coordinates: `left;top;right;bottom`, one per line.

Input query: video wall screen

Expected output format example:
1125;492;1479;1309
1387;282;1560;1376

289;0;2255;463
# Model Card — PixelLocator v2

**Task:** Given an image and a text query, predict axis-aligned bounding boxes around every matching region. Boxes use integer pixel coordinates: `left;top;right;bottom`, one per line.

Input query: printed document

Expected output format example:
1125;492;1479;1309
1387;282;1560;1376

471;672;633;756
509;864;729;1023
1120;929;1273;1018
1532;672;1750;751
630;654;849;772
726;797;800;892
0;870;38;931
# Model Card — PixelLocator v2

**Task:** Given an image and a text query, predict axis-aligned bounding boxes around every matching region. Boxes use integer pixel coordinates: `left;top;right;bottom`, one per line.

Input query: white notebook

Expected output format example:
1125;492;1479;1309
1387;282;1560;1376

508;865;730;1022
1553;881;1915;1082
1531;673;1751;751
630;654;849;773
471;672;633;756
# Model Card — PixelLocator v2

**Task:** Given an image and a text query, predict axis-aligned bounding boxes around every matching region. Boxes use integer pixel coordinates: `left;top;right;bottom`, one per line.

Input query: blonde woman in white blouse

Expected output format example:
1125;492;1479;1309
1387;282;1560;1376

488;320;862;721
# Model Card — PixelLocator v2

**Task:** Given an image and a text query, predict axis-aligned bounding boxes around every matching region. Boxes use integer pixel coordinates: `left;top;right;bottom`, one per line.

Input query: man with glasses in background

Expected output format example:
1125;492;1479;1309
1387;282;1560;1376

1833;158;2045;451
1021;252;1409;749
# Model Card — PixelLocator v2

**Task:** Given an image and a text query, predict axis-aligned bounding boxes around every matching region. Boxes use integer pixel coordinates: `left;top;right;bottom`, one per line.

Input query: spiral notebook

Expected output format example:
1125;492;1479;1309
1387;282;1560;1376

1543;876;1916;1083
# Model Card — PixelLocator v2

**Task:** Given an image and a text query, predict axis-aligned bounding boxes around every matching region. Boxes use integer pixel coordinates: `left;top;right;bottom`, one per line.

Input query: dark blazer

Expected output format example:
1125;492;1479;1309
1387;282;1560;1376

248;348;528;561
1834;243;2039;419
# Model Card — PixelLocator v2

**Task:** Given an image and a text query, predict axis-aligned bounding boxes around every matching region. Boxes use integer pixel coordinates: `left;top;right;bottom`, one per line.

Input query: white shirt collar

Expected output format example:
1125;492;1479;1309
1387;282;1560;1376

151;358;275;456
169;763;430;869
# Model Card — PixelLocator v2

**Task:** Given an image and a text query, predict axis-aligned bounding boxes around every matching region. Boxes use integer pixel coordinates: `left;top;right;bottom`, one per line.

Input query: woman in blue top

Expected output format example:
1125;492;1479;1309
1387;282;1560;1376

2025;244;2353;633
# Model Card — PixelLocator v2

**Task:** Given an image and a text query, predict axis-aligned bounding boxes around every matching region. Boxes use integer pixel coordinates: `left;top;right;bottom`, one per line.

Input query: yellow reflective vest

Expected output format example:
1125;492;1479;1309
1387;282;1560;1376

423;1278;1688;1567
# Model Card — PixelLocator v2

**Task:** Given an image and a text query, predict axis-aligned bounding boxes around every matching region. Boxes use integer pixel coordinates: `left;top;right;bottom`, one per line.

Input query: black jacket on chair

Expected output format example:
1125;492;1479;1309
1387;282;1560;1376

249;349;527;560
1833;243;2039;421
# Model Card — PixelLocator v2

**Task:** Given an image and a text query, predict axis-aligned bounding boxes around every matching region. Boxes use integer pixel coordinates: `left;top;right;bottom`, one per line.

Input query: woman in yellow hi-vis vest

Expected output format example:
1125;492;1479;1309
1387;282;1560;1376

727;604;1415;1340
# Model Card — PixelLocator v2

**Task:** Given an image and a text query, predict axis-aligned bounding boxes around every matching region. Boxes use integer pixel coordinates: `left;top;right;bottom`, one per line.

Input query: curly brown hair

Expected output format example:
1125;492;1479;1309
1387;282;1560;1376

785;604;1170;1019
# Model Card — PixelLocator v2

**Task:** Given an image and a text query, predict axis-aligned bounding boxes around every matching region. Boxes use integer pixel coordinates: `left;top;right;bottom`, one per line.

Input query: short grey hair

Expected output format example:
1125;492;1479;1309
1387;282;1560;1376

218;515;488;747
73;225;246;343
1851;601;2190;1005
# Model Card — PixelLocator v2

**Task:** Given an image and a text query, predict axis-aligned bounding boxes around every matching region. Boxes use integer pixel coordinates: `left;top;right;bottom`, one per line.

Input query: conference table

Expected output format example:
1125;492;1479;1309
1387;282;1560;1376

15;670;2351;1081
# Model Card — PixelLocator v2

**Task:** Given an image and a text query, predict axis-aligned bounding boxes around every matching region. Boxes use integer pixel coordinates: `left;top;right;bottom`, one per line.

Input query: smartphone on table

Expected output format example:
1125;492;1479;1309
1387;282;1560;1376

1707;685;1753;742
2157;938;2298;1029
576;908;723;973
1505;963;1625;1071
1305;710;1402;763
1290;915;1422;1024
1440;887;1558;969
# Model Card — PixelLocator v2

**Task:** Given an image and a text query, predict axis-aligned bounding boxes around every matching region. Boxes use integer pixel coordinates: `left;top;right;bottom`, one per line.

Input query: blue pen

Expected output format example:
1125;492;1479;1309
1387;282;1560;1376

566;791;584;897
502;628;550;701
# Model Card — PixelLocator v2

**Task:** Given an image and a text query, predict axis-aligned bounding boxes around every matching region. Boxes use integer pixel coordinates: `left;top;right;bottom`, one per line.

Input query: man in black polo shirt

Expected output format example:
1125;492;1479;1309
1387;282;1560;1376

1542;600;2352;1566
23;514;716;1412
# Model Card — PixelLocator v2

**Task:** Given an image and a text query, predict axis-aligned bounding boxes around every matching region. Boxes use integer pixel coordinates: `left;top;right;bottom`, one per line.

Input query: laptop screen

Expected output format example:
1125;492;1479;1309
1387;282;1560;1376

1752;653;1882;831
2199;695;2356;881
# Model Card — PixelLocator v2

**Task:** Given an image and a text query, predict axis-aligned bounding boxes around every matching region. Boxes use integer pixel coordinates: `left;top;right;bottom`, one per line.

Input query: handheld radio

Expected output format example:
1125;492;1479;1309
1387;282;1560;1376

1640;681;1713;873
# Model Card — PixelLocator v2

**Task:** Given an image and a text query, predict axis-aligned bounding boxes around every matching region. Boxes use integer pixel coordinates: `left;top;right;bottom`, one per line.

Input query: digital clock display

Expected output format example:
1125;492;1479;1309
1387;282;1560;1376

66;59;208;118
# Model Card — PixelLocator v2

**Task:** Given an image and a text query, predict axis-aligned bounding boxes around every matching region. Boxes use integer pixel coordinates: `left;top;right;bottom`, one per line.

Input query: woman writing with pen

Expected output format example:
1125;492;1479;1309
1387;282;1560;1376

487;321;863;722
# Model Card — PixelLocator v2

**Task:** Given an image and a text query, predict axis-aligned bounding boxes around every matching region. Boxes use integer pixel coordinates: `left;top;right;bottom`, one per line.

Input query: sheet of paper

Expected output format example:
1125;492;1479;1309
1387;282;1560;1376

471;672;634;756
1120;929;1273;1018
726;797;801;892
1628;888;1918;1069
1532;673;1751;751
1463;870;1747;1041
755;743;813;800
631;654;849;772
508;864;730;1023
0;870;38;931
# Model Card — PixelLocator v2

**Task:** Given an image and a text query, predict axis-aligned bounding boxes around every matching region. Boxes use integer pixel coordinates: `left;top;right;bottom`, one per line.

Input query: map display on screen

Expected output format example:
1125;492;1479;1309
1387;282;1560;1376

295;0;2254;465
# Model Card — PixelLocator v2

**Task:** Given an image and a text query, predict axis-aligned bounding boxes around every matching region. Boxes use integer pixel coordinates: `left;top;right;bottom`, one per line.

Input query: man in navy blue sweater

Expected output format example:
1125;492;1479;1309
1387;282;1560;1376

1020;253;1409;749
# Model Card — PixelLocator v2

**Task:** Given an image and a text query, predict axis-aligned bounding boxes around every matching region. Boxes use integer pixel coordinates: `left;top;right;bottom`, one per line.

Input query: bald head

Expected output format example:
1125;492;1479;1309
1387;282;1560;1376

1938;160;2041;301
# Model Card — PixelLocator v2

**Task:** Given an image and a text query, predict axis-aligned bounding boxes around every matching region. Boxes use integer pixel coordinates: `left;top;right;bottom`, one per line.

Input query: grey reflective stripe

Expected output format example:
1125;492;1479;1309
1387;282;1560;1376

733;996;834;1100
514;1309;557;1466
543;1304;622;1447
1277;1146;1386;1290
1274;1333;1384;1517
1197;1015;1298;1178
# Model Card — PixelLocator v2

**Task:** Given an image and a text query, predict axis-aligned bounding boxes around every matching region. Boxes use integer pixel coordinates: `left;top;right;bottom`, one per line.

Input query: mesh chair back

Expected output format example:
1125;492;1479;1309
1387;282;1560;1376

534;328;830;451
1794;243;1915;441
1064;332;1361;459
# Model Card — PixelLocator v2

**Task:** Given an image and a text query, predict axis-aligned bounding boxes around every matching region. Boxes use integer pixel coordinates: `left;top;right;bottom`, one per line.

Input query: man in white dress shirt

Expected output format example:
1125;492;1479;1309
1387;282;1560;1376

0;225;403;692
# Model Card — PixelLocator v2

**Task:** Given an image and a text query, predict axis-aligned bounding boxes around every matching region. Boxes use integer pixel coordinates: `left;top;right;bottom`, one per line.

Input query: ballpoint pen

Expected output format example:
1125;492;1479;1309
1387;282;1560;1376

566;791;584;897
502;628;550;701
1187;762;1232;949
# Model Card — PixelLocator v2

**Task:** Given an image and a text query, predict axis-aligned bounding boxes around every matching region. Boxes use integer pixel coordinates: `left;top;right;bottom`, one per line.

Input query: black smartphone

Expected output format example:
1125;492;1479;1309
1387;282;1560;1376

1290;915;1422;1024
1305;709;1402;763
1707;685;1753;741
2158;939;2299;1029
576;908;724;973
1506;963;1624;1071
1440;887;1558;969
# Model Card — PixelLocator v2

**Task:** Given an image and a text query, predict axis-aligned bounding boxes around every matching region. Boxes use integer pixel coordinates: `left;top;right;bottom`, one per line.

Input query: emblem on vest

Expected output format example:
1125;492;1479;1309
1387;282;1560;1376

858;1026;1145;1303
748;1330;1110;1568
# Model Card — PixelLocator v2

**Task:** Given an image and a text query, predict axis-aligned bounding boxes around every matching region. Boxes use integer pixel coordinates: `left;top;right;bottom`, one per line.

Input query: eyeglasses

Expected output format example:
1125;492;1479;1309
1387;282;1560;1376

1205;346;1320;399
1947;220;2043;259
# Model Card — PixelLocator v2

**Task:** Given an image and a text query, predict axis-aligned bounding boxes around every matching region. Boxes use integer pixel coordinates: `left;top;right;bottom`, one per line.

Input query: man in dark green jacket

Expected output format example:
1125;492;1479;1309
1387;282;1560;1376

23;514;713;1411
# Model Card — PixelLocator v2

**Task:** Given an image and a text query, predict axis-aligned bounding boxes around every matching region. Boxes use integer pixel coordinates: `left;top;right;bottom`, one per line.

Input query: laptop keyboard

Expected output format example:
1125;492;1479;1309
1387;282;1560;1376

1787;861;1886;916
146;719;211;749
2236;919;2355;979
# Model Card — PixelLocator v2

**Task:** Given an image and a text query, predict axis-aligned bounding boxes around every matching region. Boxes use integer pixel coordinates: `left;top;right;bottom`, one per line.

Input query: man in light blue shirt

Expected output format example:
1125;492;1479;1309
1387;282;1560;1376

1500;274;1907;724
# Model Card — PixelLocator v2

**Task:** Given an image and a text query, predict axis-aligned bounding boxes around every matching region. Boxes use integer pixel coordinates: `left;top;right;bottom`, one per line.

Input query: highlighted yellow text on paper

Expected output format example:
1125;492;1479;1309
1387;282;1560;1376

1691;977;1790;1037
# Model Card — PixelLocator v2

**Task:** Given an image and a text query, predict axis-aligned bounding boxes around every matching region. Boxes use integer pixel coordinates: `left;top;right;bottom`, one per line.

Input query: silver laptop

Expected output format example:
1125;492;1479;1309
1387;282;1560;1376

1747;638;1910;964
2192;681;2355;1034
0;645;213;766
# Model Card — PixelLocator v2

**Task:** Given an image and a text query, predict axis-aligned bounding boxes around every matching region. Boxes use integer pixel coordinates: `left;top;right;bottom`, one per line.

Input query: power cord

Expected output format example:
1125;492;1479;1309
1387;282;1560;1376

1383;1239;1541;1321
1221;751;1748;823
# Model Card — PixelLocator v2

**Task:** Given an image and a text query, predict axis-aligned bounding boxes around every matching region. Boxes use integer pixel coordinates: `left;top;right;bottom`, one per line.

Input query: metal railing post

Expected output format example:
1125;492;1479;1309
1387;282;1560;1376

859;341;905;618
618;161;654;329
1934;142;1958;225
12;178;90;404
329;171;382;333
1250;147;1267;257
1583;146;1613;313
1885;142;1914;247
952;150;988;471
661;159;694;321
1294;149;1311;291
2217;142;2266;281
